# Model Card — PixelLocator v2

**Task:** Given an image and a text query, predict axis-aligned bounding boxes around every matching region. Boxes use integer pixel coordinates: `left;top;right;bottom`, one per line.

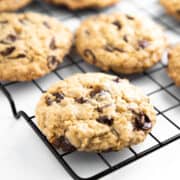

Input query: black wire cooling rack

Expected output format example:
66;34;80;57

0;0;180;179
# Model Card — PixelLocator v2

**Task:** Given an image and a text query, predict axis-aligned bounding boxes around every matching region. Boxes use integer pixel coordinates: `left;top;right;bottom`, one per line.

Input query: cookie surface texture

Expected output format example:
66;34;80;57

168;44;180;86
44;0;119;10
0;12;73;81
76;13;167;74
0;0;31;12
160;0;180;20
36;73;156;152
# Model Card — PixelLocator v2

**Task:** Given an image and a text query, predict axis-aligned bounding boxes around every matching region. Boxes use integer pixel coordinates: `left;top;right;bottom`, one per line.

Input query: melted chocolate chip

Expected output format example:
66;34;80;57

113;77;122;83
90;88;103;97
0;46;15;56
126;15;134;20
7;34;17;42
135;113;152;131
105;45;124;53
138;40;149;49
52;92;64;103
45;97;53;106
49;37;56;50
47;56;59;69
112;20;122;29
83;49;96;64
97;116;114;126
43;21;51;29
8;54;26;59
75;97;88;104
123;35;128;42
52;136;76;152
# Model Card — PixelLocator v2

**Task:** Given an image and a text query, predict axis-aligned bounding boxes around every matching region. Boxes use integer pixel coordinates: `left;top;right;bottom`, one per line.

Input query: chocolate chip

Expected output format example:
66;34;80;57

176;9;180;15
6;34;17;42
97;116;114;126
96;104;111;113
0;20;8;24
75;97;88;104
105;44;124;53
83;49;96;64
47;56;59;69
52;92;64;103
135;113;152;131
0;46;15;56
19;18;27;25
126;15;134;20
123;35;128;42
8;54;26;59
113;77;122;83
90;88;103;97
52;136;76;152
49;37;57;50
138;40;149;49
112;20;122;29
43;21;51;29
45;97;53;106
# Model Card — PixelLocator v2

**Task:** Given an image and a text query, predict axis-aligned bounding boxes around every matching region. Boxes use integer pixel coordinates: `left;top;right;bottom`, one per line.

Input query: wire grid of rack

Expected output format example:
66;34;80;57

0;0;180;179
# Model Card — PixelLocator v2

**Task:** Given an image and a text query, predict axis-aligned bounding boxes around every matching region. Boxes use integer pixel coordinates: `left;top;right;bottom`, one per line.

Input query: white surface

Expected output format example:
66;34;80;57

0;87;180;180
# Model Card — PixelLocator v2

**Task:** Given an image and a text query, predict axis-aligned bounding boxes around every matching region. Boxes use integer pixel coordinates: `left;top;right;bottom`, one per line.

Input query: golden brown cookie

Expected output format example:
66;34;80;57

168;44;180;86
44;0;119;10
0;12;73;81
0;0;31;12
75;13;167;74
36;73;156;152
160;0;180;20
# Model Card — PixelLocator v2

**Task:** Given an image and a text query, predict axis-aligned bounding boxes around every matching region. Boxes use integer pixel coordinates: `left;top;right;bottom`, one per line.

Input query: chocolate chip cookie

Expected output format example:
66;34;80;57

168;44;180;86
0;0;31;12
0;12;73;81
36;73;156;152
75;13;167;74
44;0;119;10
160;0;180;20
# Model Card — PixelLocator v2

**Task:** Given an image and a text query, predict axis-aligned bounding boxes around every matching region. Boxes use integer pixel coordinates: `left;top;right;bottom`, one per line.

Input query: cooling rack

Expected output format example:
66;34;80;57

0;0;180;179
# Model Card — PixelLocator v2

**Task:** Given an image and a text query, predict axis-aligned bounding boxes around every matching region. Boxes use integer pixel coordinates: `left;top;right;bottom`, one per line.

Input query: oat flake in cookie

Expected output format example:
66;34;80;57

75;13;167;74
36;73;156;152
0;0;31;12
160;0;180;20
168;44;180;86
0;12;72;81
44;0;119;10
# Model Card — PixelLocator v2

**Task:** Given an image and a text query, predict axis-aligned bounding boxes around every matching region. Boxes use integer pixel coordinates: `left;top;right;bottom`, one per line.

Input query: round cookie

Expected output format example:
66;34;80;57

0;0;31;12
75;13;167;74
36;73;156;152
0;12;73;81
160;0;180;20
168;44;180;86
44;0;119;10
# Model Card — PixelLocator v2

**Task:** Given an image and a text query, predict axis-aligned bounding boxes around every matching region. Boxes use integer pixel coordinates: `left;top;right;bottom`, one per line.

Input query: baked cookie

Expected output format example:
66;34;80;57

44;0;119;10
75;13;167;74
0;12;72;81
36;73;156;152
160;0;180;20
0;0;31;12
168;44;180;86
